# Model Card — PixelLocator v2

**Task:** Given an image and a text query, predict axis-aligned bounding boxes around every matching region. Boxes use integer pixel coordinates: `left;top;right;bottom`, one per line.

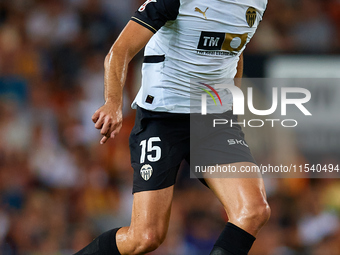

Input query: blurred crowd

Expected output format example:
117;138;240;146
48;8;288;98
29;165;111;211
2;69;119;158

0;0;340;254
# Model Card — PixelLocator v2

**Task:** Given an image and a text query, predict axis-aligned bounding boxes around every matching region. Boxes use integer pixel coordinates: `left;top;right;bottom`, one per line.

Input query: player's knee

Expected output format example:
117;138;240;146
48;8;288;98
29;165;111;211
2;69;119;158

229;196;270;231
132;229;166;254
243;199;271;228
141;232;164;252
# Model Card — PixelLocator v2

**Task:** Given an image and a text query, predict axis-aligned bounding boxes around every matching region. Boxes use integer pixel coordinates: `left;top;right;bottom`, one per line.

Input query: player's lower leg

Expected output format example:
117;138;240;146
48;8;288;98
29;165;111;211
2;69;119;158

73;226;165;255
73;227;164;255
205;163;271;255
209;205;270;255
209;223;256;255
73;228;121;255
74;187;173;255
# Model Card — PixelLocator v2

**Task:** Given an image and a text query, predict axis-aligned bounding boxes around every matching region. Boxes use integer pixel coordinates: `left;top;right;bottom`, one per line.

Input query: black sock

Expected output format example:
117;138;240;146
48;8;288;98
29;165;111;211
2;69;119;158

74;228;121;255
210;223;255;255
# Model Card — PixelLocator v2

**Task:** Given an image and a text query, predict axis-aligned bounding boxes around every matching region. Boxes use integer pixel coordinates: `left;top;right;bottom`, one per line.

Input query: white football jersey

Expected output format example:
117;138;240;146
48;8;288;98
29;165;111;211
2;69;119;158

131;0;267;113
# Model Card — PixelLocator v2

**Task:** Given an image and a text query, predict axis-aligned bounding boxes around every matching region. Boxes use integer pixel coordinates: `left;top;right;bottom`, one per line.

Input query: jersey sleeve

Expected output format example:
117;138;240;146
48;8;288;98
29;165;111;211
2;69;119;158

131;0;180;33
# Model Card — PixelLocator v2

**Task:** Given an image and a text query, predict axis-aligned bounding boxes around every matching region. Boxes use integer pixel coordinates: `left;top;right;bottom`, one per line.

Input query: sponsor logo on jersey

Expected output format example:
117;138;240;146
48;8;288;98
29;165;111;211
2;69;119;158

140;164;153;181
246;7;257;27
197;31;248;53
227;139;249;147
145;95;154;104
138;0;157;12
195;7;209;19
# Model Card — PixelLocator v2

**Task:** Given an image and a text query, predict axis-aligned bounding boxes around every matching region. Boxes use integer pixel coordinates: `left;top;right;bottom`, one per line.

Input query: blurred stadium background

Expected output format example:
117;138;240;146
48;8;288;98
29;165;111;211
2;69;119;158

0;0;340;254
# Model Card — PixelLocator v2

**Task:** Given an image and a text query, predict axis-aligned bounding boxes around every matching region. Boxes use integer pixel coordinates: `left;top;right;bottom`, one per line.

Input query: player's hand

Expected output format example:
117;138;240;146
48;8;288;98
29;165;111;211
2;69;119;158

92;101;123;144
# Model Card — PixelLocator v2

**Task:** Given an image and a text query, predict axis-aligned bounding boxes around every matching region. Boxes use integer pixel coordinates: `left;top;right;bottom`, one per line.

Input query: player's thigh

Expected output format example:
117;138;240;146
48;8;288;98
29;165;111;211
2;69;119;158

116;186;174;253
204;162;269;235
131;185;173;238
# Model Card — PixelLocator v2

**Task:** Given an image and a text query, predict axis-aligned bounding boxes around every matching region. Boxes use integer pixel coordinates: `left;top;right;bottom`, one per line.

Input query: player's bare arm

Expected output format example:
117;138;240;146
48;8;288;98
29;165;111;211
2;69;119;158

92;21;154;144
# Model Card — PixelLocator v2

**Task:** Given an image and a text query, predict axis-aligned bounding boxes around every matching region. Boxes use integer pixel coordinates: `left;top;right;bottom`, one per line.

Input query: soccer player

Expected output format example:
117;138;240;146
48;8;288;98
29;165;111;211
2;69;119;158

75;0;270;254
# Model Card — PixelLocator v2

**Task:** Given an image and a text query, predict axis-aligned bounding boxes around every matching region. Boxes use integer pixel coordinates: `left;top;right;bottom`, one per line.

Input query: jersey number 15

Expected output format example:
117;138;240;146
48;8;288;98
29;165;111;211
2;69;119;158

140;137;161;163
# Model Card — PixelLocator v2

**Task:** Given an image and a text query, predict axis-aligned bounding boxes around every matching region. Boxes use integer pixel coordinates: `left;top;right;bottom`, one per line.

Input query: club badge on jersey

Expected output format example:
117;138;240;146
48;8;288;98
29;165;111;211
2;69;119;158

140;164;153;181
246;7;257;27
139;0;157;12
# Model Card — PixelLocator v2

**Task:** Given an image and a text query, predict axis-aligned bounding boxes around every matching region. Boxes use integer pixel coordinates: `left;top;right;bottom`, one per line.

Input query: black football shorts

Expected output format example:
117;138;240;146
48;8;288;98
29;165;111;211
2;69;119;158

129;106;256;193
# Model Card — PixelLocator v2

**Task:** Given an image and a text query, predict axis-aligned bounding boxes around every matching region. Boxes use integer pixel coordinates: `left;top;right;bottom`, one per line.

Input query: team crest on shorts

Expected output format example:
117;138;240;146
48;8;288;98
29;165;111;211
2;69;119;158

140;164;153;181
246;7;257;27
